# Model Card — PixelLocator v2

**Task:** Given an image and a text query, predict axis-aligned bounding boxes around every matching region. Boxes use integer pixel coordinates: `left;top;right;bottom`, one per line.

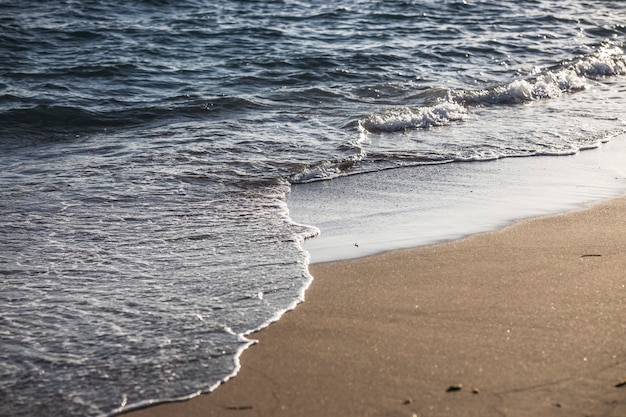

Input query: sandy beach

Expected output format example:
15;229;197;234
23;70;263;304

122;194;626;417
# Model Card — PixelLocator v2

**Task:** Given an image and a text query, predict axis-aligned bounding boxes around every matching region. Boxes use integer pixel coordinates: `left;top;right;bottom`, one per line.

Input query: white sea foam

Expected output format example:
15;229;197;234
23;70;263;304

574;46;626;77
468;46;626;105
467;69;584;104
359;101;468;133
360;46;626;135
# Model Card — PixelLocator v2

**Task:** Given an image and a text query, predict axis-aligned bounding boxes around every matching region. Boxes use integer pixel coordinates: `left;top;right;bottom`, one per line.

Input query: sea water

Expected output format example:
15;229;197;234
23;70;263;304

1;1;625;416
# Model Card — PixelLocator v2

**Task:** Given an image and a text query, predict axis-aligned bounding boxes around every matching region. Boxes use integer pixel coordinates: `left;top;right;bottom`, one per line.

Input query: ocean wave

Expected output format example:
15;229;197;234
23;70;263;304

0;96;265;147
463;45;626;105
574;45;626;77
358;102;467;133
359;45;626;134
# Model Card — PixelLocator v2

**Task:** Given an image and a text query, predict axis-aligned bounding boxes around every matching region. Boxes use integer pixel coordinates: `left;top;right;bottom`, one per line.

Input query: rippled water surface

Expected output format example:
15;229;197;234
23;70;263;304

1;1;626;416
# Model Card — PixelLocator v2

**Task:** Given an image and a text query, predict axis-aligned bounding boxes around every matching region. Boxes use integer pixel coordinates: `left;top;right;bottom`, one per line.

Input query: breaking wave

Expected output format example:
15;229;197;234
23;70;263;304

360;45;626;133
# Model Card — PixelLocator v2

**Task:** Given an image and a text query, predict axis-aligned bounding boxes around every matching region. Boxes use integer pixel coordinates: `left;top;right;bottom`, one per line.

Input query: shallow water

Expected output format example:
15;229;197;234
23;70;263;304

1;1;626;416
289;135;626;263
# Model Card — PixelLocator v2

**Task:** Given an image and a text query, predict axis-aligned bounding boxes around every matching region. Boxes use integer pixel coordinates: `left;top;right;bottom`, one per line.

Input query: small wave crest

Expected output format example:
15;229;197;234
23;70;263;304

0;106;114;148
0;96;264;148
359;45;626;134
574;45;626;77
358;101;467;133
464;45;626;105
463;70;586;104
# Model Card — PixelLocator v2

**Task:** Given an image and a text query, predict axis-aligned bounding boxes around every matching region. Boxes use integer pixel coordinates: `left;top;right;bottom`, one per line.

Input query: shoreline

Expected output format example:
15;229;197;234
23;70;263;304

122;194;626;417
288;136;626;263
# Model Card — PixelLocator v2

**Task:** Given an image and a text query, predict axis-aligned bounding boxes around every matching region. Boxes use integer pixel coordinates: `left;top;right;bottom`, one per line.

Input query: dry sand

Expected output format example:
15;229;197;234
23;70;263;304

123;196;626;417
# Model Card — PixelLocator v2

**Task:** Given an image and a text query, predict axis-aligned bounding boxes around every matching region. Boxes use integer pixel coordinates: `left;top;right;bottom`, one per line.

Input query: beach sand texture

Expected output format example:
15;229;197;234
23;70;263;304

123;196;626;417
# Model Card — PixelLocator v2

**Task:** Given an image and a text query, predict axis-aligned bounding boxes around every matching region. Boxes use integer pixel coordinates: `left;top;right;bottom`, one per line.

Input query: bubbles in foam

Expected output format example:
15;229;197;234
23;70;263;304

469;45;626;105
359;102;467;133
574;46;626;77
468;68;586;105
360;45;626;135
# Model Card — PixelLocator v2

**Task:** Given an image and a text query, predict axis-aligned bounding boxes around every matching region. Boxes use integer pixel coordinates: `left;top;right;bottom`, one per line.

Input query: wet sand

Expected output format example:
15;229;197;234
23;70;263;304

123;195;626;417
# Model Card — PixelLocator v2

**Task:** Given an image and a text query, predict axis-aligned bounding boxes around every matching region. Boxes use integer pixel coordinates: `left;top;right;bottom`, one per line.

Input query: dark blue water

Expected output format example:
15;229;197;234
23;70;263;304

1;1;626;416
